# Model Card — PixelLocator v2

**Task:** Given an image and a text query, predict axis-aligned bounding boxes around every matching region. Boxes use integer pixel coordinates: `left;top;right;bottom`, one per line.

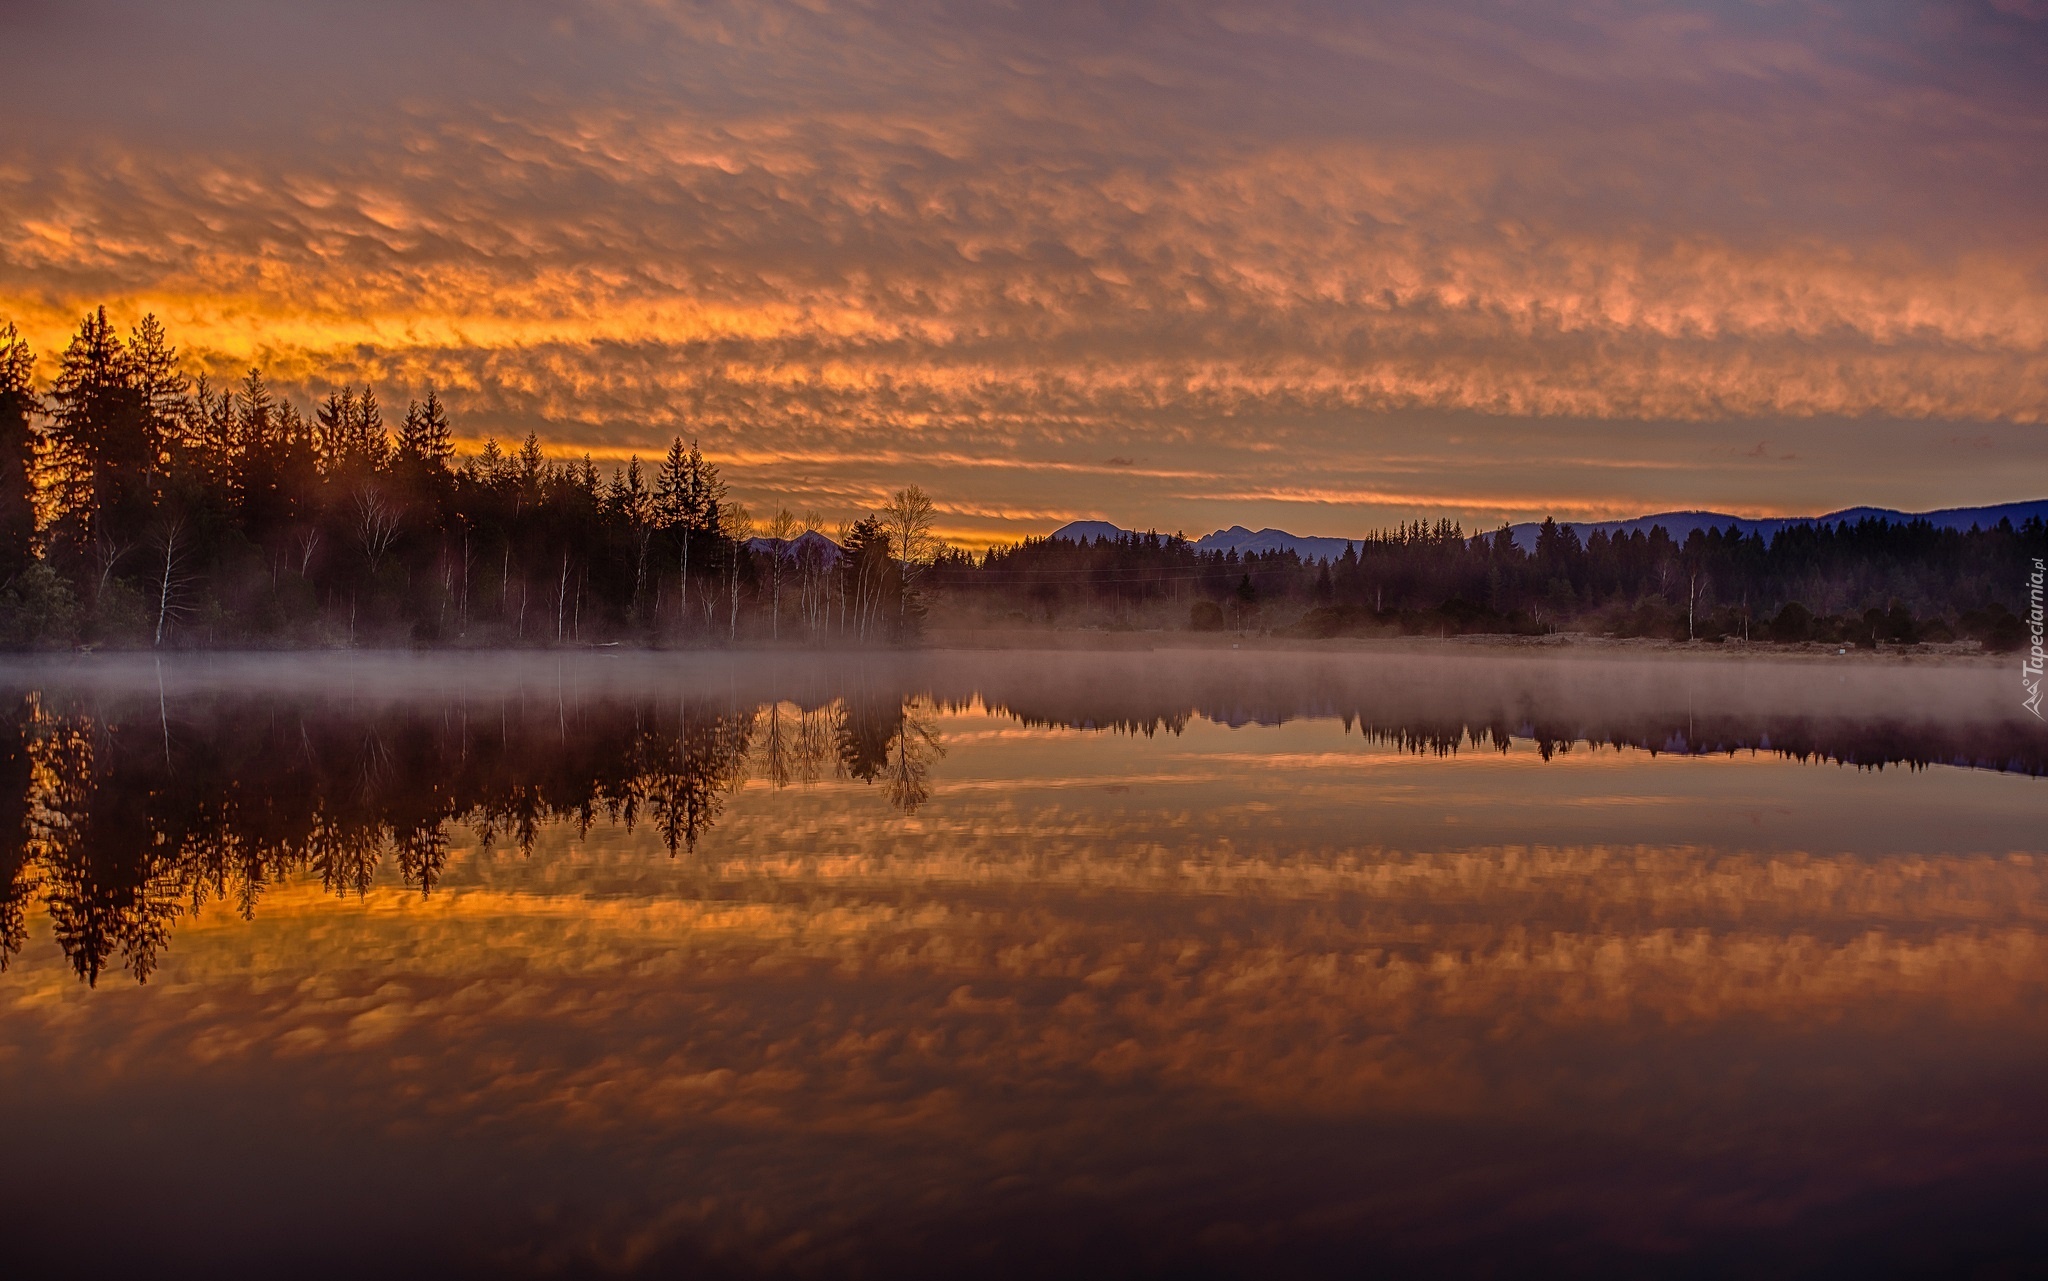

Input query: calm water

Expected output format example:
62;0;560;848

1;650;2044;1278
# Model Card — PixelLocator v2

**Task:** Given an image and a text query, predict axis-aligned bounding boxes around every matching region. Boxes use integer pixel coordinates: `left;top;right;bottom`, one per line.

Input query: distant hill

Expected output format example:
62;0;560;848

1044;521;1134;544
1187;525;1361;561
1047;521;1359;560
744;529;842;564
1500;499;2048;552
1050;499;2048;560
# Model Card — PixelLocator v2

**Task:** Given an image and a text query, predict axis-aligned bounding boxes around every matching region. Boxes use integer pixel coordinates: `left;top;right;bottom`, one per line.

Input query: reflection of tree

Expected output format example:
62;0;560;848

834;697;895;783
886;699;945;814
756;701;796;789
645;703;754;856
30;708;183;985
0;697;34;969
834;695;946;813
0;684;957;984
3;669;2041;988
754;701;837;791
310;818;384;899
794;706;833;786
0;689;778;984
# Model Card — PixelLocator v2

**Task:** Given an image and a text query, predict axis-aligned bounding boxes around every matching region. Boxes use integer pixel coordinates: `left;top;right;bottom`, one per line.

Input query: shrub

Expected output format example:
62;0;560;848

1189;600;1225;632
1960;605;2027;653
0;563;78;649
1768;602;1813;643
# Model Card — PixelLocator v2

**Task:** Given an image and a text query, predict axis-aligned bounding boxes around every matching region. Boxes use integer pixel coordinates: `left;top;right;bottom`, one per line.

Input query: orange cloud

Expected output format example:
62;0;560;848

1;0;2043;539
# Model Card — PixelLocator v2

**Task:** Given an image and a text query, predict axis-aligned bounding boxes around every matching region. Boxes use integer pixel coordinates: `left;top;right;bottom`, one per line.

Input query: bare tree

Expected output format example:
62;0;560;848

151;518;194;648
794;703;831;782
763;507;799;640
756;700;795;788
834;518;856;639
91;524;130;608
885;697;947;813
721;503;754;641
798;509;829;638
881;485;940;626
354;487;401;575
556;551;572;644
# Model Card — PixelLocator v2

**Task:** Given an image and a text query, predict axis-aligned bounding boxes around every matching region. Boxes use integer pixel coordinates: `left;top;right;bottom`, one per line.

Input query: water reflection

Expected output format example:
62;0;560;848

0;650;2039;988
0;653;2043;1277
0;686;948;984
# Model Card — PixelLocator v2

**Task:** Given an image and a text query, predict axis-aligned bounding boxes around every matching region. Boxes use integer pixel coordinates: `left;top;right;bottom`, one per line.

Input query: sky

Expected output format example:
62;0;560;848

1;0;2044;547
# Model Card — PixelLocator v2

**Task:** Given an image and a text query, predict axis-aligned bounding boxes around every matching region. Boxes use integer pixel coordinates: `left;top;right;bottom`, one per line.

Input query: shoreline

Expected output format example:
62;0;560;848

0;628;2013;667
918;627;2012;665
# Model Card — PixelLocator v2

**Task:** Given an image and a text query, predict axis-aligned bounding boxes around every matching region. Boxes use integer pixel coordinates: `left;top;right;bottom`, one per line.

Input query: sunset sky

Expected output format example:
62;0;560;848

2;0;2044;547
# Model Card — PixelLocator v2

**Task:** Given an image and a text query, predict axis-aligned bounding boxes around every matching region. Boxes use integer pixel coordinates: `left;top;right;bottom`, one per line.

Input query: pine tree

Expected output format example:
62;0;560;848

48;307;151;574
275;400;320;528
653;437;724;633
236;368;274;456
235;368;283;531
516;434;546;508
315;387;355;474
395;399;426;467
0;324;38;582
354;386;387;473
470;437;508;488
418;388;452;464
126;314;186;471
197;376;239;485
379;388;455;533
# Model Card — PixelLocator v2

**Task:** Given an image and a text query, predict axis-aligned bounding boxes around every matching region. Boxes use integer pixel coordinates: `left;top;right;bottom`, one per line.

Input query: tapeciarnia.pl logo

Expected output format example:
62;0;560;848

2026;557;2045;720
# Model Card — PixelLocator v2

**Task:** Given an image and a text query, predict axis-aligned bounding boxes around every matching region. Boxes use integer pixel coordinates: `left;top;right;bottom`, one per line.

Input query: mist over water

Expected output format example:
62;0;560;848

0;650;2044;1277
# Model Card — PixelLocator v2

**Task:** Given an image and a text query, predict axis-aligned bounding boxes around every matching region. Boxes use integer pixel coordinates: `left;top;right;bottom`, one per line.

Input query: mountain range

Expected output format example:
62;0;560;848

1049;499;2048;560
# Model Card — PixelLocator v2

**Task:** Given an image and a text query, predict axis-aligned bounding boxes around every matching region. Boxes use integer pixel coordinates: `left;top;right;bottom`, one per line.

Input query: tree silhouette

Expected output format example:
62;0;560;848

0;305;2037;650
0;324;38;585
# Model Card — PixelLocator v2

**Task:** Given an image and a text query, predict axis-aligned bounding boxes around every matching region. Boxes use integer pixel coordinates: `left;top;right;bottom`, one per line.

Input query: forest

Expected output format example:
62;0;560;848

958;515;2044;650
0;309;2041;650
0;310;930;649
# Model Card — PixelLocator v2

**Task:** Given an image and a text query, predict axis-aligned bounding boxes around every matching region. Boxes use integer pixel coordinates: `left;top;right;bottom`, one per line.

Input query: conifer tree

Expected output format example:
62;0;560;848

197;377;239;486
315;387;355;474
394;388;453;480
236;367;274;455
355;386;387;473
48;307;151;576
419;388;452;464
235;368;286;532
517;434;545;502
0;324;38;583
654;437;724;629
126;315;186;472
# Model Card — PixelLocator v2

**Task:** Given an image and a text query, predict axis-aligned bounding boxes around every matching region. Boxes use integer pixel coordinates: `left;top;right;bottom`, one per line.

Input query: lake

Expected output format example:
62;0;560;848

1;649;2043;1278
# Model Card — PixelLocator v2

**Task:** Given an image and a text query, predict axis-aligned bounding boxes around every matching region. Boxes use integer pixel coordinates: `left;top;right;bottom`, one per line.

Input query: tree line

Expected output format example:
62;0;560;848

0;310;939;647
941;515;2044;649
2;307;2040;649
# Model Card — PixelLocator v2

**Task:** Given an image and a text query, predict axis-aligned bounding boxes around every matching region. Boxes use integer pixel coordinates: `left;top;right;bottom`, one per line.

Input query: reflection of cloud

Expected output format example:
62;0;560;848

1;1;2045;535
2;704;2046;1268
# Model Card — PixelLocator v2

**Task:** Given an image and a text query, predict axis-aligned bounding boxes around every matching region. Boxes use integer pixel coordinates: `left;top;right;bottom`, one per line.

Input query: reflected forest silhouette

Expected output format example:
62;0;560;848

0;687;945;986
1;673;2041;987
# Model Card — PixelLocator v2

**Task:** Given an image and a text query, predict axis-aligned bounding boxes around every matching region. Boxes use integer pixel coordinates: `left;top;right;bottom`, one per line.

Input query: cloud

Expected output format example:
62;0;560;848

0;0;2044;540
